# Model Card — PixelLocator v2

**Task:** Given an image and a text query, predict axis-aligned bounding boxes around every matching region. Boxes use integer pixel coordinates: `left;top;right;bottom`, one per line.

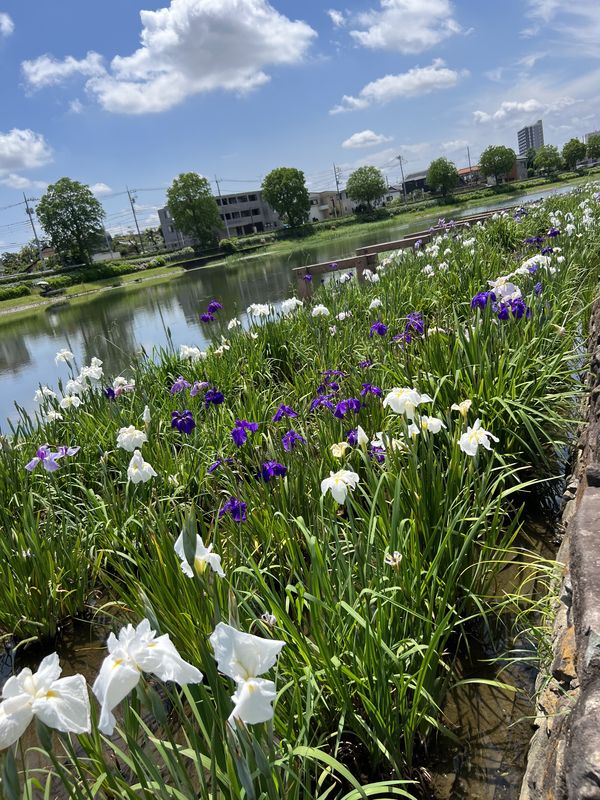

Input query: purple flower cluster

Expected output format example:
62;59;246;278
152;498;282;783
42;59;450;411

272;404;298;422
25;444;80;473
207;457;234;474
369;320;388;337
470;291;496;310
282;429;305;451
231;419;259;447
360;383;382;398
171;410;196;434
393;311;425;345
171;376;192;394
496;297;531;321
333;398;361;419
200;299;223;322
219;496;247;523
260;460;287;482
204;388;224;408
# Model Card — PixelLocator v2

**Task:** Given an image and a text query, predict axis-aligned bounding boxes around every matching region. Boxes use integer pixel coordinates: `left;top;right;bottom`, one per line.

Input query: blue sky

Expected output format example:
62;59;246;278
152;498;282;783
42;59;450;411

1;0;599;249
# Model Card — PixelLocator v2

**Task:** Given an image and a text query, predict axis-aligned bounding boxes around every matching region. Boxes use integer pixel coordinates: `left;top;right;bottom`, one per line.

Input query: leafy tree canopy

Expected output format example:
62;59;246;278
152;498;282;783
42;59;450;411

36;177;105;265
562;138;586;170
261;167;310;228
534;144;562;174
345;166;386;209
166;172;222;249
479;145;516;183
587;135;600;160
426;158;458;197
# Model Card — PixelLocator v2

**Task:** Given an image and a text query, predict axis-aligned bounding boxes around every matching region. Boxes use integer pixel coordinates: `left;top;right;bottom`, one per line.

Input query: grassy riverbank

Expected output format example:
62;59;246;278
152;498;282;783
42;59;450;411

0;183;598;797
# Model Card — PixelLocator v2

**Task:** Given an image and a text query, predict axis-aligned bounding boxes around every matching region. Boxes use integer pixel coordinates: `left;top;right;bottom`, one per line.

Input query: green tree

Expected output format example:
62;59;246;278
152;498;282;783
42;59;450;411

479;145;517;184
426;158;459;198
345;166;386;210
36;178;105;265
166;172;222;248
587;135;600;160
525;147;537;170
562;138;586;170
261;167;310;227
534;144;562;175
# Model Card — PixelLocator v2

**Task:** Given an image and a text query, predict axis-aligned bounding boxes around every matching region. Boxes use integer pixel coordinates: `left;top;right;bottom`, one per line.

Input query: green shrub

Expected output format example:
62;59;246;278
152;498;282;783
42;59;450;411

0;283;31;300
219;237;240;255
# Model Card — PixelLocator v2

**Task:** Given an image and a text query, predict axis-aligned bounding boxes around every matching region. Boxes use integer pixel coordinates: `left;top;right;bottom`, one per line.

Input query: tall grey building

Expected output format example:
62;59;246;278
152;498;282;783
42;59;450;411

158;190;281;248
517;119;544;155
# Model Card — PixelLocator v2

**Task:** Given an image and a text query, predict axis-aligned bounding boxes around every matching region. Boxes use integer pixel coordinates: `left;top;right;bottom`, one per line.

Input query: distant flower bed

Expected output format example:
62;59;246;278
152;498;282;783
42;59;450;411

0;184;599;797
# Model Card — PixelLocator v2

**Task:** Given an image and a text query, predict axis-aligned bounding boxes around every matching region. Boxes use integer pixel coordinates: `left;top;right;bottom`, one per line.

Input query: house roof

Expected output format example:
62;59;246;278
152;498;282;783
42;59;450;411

457;165;480;175
404;171;428;181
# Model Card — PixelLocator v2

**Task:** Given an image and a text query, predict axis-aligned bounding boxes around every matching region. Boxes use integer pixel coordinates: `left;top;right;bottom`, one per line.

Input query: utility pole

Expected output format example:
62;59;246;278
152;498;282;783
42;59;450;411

126;186;144;253
215;176;231;237
467;145;472;172
396;155;407;203
333;163;343;217
23;193;43;261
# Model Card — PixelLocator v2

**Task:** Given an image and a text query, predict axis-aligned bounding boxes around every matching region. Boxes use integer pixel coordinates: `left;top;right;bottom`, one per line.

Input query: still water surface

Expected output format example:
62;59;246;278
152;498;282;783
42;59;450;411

0;184;575;425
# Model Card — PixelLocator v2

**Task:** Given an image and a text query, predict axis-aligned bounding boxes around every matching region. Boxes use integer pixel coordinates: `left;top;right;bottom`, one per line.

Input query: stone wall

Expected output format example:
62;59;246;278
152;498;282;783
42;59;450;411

520;300;600;799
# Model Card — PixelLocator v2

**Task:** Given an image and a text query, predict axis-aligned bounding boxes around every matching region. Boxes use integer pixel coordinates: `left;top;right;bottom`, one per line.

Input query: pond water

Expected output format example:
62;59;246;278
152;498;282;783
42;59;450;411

0;183;576;426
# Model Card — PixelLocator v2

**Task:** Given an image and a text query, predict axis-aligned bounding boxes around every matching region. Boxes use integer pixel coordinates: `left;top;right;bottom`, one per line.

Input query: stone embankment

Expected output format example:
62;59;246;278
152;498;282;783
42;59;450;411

521;299;600;799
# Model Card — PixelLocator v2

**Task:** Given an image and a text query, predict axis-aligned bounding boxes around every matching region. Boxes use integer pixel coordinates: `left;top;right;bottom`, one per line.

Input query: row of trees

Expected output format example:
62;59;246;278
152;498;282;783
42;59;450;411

9;132;600;269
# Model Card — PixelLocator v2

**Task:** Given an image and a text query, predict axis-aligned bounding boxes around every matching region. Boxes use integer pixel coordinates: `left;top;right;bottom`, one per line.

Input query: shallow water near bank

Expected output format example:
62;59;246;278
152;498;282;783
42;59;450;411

0;183;577;426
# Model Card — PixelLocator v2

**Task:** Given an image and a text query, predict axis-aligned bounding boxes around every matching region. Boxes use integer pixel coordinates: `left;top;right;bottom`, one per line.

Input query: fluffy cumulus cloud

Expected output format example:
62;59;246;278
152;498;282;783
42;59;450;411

350;0;461;53
327;9;346;28
90;182;112;196
331;59;465;114
473;96;575;124
0;11;14;36
22;52;105;89
342;130;393;148
21;0;317;114
0;129;53;173
0;173;47;190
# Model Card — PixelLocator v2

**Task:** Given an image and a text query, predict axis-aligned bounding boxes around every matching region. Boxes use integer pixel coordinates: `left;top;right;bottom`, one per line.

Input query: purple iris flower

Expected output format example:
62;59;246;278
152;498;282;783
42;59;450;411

405;312;424;335
347;429;359;446
207;300;223;313
471;291;495;310
369;445;386;463
527;263;540;274
190;381;210;397
547;227;560;238
219;497;247;523
534;282;543;295
260;460;287;482
104;387;116;400
303;274;313;282
496;303;510;321
540;246;553;255
208;457;234;474
282;429;306;451
200;312;215;322
393;331;412;345
358;359;372;369
310;395;335;412
171;410;196;434
317;381;339;395
231;419;259;447
414;239;423;250
333;398;361;419
509;297;529;319
525;235;544;247
369;320;388;337
57;446;80;457
322;370;347;378
204;388;224;408
329;262;338;271
361;383;382;398
272;404;298;422
171;376;192;394
25;445;63;473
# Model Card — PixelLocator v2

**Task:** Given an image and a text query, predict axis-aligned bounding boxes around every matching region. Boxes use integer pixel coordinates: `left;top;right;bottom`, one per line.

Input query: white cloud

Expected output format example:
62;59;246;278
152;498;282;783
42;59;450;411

327;9;346;27
22;0;316;114
473;96;575;124
342;130;393;149
0;173;47;190
523;1;600;58
442;138;469;151
22;52;105;89
350;0;461;53
517;51;546;69
331;59;465;114
0;129;53;174
0;12;14;36
90;182;112;196
69;98;84;114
